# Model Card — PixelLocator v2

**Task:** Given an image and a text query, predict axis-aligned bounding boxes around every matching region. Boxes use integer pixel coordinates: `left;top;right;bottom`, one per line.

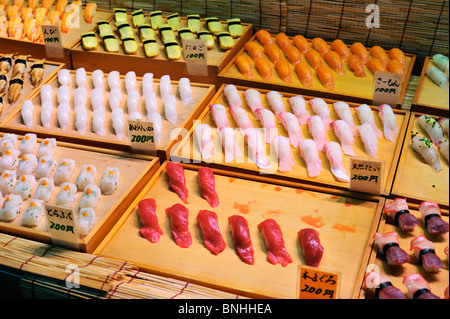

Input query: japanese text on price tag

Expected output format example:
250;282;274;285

183;39;208;76
127;120;157;155
41;24;65;59
349;157;384;195
372;71;402;106
298;266;341;299
45;203;79;250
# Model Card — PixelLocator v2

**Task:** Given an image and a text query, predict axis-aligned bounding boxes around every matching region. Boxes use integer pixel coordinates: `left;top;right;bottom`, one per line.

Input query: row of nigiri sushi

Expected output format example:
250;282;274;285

411;115;449;172
425;53;449;93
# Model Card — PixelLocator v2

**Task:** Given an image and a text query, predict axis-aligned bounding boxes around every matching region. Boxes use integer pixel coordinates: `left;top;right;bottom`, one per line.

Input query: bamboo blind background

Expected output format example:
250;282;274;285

87;0;448;60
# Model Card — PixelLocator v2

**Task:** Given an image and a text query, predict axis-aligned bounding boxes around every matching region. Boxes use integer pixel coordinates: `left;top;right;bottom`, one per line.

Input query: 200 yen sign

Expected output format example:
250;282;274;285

131;134;154;143
48;221;76;234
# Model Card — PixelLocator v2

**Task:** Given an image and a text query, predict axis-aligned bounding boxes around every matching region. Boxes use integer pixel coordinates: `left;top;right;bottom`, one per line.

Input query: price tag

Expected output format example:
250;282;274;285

127;119;157;155
372;71;402;106
183;39;208;76
41;24;65;59
45;203;79;250
349;157;384;195
297;266;341;299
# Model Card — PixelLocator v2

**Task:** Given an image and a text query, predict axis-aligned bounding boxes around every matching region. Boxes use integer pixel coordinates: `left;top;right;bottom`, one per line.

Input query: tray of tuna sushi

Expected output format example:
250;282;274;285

70;9;253;83
0;67;216;161
0;54;63;121
0;132;160;253
170;84;409;196
391;112;449;208
412;55;449;117
360;198;448;299
218;30;415;106
95;161;384;299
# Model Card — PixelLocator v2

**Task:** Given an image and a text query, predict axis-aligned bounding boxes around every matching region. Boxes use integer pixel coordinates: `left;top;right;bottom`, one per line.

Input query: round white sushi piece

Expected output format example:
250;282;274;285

35;156;57;179
90;87;105;111
79;184;101;208
75;67;87;87
77;207;95;236
40;84;53;105
18;133;37;155
125;71;137;93
101;167;120;195
0;170;17;194
126;90;140;114
108;88;122;110
17;153;38;177
57;85;70;105
74;87;87;107
0;194;23;222
33;177;55;202
56;182;77;207
164;94;177;124
74;105;88;135
57;102;71;131
21;100;34;128
92;69;104;89
36;138;57;158
107;70;120;90
159;74;172;102
178;77;192;105
142;73;154;96
22;199;45;227
92;108;106;136
0;133;18;153
57;69;71;86
54;158;76;185
0;148;21;172
13;174;36;200
76;165;97;191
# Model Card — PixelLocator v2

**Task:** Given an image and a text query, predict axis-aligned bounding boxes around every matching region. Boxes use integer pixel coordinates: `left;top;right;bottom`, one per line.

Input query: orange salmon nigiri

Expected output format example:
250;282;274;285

367;58;387;73
330;39;349;61
347;54;366;77
389;48;406;69
370;46;389;67
255;29;273;46
292;34;310;54
305;49;322;70
311;37;329;56
316;64;335;90
244;41;263;61
294;61;313;88
235;55;255;79
255;57;273;80
323;50;346;75
283;45;301;66
275;59;292;84
264;43;283;64
350;42;370;64
276;32;291;51
387;59;405;82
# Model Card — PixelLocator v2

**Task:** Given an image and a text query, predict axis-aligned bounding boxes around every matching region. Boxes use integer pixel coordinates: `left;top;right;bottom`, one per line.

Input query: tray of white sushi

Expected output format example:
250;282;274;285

0;67;216;161
0;132;160;253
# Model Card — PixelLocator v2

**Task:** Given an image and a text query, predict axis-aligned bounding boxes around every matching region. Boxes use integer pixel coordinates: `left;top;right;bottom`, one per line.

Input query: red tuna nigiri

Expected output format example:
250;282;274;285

166;162;188;203
165;203;192;248
198;167;219;208
138;198;163;243
228;214;255;265
197;210;226;255
298;228;324;267
257;219;292;267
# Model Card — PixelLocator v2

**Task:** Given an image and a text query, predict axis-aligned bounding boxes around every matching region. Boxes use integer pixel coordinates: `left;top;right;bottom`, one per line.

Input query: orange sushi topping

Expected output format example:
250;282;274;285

63;185;70;191
42;180;48;186
21;175;26;181
86;188;92;195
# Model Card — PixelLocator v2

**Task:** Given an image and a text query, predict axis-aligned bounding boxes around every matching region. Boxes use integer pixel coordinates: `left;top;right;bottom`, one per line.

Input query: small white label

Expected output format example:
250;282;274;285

41;24;65;59
45;203;79;250
349;157;384;195
183;39;208;76
372;71;402;106
127;119;157;155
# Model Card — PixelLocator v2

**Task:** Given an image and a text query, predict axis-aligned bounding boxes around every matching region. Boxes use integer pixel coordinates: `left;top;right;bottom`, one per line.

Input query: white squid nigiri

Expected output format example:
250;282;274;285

164;94;177;124
410;236;444;273
210;104;231;130
243;89;263;119
75;67;87;87
148;112;162;144
438;117;449;136
107;70;120;90
244;128;270;169
280;112;303;147
92;108;106;136
57;102;70;131
324;141;349;182
333;101;358;136
159;74;172;102
57;69;71;86
411;135;442;172
40;84;53;104
111;107;124;140
108;88;122;110
256;108;278;144
91;69;104;89
271;135;294;172
178;77;192;105
426;67;449;93
357;123;379;158
125;71;137;93
142;73;154;96
417;114;446;146
403;274;440;299
299;139;323;178
74;87;87;107
307;115;327;152
266;91;286;117
288;95;311;125
126;90;140;114
439;141;449;162
355;104;383;138
21;99;34;128
144;91;158;117
90;87;104;111
230;105;254;133
223;84;242;108
331;120;356;156
129;111;142;121
57;84;70;105
377;104;398;142
309;98;332;130
219;127;241;163
74;105;88;135
194;123;215;160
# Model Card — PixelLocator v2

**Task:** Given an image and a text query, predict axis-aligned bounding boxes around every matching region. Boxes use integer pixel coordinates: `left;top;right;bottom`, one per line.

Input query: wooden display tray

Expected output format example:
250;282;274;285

170;84;409;196
70;13;253;84
0;69;216;161
360;200;448;299
95;162;384;299
218;33;416;107
391;112;449;208
0;132;160;253
0;8;113;68
0;58;63;122
412;56;449;117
